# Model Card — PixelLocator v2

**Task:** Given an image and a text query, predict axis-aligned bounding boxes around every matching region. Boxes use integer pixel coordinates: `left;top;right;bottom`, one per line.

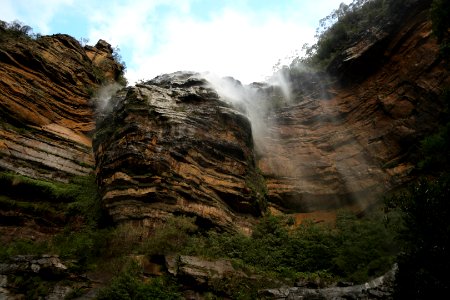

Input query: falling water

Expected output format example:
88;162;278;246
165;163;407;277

205;65;387;214
92;82;123;114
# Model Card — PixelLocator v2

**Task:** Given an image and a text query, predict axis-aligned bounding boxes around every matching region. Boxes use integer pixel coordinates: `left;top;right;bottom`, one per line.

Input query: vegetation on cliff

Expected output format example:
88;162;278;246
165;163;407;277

91;211;399;298
386;83;450;299
292;0;432;70
1;0;450;298
430;0;450;57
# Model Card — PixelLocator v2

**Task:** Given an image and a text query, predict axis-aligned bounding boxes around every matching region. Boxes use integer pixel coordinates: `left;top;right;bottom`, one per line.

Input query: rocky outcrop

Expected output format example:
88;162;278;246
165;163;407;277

164;255;283;299
260;265;396;299
0;32;123;240
165;255;247;285
259;6;450;213
0;34;123;181
94;72;266;230
0;255;89;300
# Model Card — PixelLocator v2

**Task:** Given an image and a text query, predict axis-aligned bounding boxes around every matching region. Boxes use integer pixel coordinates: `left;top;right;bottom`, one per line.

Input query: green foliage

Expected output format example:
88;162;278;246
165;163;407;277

96;262;182;300
0;172;102;223
111;46;128;86
332;211;398;282
0;172;78;203
245;166;268;213
0;20;34;42
385;176;450;299
0;239;49;261
8;274;54;299
51;228;110;268
418;123;450;170
141;216;198;256
0;173;106;270
182;213;397;284
293;0;427;70
418;87;450;172
64;175;104;226
431;0;450;57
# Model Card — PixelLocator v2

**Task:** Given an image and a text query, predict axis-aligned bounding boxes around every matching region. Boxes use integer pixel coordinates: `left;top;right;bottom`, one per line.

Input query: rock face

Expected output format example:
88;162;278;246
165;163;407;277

0;34;122;181
0;255;89;299
94;72;266;230
259;6;450;212
0;32;123;240
260;265;397;300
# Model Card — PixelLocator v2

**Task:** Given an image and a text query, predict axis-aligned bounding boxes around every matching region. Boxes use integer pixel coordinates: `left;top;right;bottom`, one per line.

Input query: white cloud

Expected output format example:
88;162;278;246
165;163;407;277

1;0;352;85
121;6;316;84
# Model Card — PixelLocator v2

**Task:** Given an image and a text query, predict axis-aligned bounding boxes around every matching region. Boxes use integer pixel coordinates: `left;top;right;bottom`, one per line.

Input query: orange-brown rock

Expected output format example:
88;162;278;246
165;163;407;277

0;34;123;181
0;31;123;239
259;6;450;212
93;72;266;230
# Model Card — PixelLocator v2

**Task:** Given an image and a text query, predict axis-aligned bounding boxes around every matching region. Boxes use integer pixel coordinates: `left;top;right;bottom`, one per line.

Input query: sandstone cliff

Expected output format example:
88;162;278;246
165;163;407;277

94;73;266;230
0;31;123;240
1;0;447;235
92;2;450;228
259;5;450;214
0;1;448;298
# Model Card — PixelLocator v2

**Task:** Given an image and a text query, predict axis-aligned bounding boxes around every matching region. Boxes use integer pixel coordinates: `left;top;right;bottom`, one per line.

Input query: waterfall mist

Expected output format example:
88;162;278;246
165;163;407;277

91;83;123;115
204;72;292;154
204;65;387;213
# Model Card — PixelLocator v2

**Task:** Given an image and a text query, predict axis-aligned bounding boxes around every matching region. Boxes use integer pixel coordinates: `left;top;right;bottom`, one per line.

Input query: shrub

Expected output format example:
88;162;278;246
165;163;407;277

0;240;49;262
141;216;198;256
332;211;398;282
0;20;34;42
181;213;397;284
431;0;450;57
386;176;450;298
96;262;182;300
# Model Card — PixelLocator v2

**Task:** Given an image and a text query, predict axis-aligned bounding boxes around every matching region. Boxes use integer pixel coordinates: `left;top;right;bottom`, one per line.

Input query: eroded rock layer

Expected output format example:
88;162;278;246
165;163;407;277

94;72;265;230
0;32;123;239
0;34;123;181
259;7;450;212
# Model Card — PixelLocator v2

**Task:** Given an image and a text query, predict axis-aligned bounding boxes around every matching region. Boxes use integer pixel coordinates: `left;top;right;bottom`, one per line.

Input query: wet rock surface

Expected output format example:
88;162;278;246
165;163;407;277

94;72;266;230
259;7;450;213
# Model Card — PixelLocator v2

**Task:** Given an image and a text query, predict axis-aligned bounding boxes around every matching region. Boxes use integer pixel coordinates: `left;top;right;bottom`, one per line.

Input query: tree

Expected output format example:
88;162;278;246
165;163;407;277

430;0;450;57
386;176;450;299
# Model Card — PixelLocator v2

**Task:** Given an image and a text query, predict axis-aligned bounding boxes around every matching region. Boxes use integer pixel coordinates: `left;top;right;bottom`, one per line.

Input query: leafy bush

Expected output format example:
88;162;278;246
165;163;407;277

386;176;450;298
417;87;450;172
0;20;34;42
0;239;50;262
181;213;397;284
431;0;450;57
332;211;398;282
96;262;182;300
141;216;198;256
292;0;430;71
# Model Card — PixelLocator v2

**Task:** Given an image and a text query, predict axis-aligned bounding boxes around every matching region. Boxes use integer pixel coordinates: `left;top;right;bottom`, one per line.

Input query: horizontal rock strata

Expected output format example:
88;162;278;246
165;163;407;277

0;32;123;239
259;7;450;212
94;72;266;230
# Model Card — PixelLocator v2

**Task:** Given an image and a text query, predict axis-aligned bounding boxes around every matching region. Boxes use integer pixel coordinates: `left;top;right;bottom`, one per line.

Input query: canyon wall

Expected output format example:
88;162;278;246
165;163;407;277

0;32;123;239
1;0;449;234
259;6;450;213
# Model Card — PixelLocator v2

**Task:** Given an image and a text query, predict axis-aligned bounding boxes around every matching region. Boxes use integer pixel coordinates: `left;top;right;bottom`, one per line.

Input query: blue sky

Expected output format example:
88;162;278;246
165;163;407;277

1;0;350;84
